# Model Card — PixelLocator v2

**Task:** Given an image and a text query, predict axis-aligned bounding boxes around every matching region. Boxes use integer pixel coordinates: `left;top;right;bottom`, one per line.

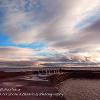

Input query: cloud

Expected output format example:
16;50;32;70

37;0;100;47
3;0;100;45
0;46;36;61
3;0;67;44
80;19;100;44
1;0;100;62
50;17;100;49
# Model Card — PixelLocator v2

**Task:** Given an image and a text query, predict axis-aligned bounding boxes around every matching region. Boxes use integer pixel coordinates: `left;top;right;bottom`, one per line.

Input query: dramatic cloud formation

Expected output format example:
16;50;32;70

0;0;100;63
3;0;100;44
0;47;36;61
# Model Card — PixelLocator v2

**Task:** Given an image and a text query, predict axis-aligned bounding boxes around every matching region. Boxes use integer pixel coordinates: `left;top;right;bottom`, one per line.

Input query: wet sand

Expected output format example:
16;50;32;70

0;74;65;100
57;72;100;100
1;71;100;100
0;85;64;100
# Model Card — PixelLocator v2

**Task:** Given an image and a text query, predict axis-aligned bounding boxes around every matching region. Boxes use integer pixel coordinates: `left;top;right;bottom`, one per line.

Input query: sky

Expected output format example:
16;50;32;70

0;0;100;63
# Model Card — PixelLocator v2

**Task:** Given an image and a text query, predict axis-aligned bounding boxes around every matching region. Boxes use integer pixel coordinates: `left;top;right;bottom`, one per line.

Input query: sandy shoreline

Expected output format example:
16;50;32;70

1;71;100;100
0;72;65;100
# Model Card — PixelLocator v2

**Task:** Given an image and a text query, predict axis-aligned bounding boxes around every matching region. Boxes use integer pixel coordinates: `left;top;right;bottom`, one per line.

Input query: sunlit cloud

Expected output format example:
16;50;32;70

0;0;100;63
0;46;36;61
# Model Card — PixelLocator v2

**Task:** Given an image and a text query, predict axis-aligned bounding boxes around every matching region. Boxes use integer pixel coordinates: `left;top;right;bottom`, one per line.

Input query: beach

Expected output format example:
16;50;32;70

0;72;65;100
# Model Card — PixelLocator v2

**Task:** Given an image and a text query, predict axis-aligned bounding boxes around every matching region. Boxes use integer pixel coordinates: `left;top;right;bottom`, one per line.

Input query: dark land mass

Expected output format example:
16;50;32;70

1;71;100;100
0;71;33;79
0;71;65;100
